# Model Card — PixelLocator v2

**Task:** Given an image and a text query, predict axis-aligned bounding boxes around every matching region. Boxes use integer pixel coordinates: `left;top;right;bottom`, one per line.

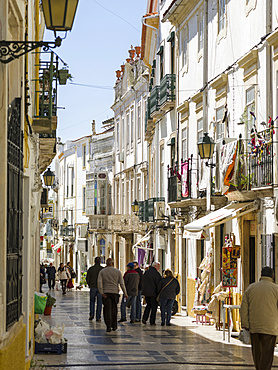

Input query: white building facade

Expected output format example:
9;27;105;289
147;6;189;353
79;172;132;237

86;119;114;266
160;0;278;317
54;135;90;283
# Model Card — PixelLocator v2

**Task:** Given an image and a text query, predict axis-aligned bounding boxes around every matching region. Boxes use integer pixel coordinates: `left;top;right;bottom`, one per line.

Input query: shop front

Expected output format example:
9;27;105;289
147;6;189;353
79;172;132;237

183;201;258;331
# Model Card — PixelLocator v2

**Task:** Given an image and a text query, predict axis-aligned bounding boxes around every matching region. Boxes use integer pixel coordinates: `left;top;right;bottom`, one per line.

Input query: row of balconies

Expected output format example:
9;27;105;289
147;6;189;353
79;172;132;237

167;132;274;204
145;74;176;141
149;74;176;118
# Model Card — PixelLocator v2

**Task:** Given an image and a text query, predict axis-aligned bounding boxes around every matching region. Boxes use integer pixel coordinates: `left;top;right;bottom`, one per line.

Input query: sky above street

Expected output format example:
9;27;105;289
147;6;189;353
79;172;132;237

44;0;147;142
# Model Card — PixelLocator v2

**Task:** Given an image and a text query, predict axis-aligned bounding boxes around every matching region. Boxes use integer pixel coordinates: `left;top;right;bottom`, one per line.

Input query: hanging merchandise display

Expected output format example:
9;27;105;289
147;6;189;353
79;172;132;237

222;234;240;288
248;116;275;165
195;237;214;306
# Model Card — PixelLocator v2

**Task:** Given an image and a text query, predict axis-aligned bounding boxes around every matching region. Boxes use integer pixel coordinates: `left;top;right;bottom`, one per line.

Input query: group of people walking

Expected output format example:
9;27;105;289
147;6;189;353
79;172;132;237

40;261;75;295
87;257;180;333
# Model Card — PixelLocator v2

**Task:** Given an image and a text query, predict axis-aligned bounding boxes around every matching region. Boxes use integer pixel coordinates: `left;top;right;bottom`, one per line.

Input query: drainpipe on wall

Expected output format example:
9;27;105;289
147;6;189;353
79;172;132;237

35;0;40;116
203;0;211;213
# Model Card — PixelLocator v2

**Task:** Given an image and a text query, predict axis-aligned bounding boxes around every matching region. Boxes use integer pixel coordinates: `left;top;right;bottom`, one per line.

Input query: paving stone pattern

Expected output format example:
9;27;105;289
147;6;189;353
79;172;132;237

32;287;278;369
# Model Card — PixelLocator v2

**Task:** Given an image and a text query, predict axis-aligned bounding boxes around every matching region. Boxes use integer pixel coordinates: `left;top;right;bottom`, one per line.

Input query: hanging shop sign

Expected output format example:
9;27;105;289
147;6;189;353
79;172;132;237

41;204;54;219
222;234;240;288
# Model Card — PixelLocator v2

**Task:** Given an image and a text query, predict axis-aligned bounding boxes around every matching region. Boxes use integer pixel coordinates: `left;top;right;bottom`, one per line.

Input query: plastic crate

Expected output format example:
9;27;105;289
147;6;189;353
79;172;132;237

35;342;62;355
62;341;67;354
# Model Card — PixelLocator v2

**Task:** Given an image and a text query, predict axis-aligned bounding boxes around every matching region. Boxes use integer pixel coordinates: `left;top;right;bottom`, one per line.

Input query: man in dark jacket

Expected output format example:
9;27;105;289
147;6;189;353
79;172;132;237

86;257;103;321
133;261;143;322
119;262;140;324
142;261;161;325
47;263;56;290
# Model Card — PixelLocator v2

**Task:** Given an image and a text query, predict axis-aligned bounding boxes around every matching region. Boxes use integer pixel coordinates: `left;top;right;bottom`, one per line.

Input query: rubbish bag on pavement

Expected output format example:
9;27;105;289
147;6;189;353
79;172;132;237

34;292;47;314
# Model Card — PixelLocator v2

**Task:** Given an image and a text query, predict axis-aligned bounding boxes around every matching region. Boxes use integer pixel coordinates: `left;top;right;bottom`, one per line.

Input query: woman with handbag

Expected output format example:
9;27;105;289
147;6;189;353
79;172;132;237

58;263;71;295
157;269;180;326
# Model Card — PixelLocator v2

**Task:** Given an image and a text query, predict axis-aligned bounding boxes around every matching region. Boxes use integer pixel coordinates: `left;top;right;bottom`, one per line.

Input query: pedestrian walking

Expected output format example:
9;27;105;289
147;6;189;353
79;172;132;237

46;262;56;290
141;261;161;325
66;262;74;290
40;264;46;293
86;257;104;321
58;263;71;295
97;258;127;333
240;266;278;370
133;261;143;322
119;262;140;324
157;269;180;326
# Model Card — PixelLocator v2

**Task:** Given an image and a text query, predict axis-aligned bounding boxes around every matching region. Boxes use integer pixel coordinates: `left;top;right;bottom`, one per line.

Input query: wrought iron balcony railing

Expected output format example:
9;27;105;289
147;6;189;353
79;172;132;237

33;52;58;134
167;157;196;203
60;225;75;237
237;129;274;190
149;86;161;115
159;74;176;107
138;197;165;223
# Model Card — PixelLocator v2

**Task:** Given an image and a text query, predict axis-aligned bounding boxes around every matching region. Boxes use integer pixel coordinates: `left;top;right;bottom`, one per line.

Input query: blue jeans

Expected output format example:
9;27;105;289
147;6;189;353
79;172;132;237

120;295;136;320
160;298;174;325
90;288;102;320
136;291;142;320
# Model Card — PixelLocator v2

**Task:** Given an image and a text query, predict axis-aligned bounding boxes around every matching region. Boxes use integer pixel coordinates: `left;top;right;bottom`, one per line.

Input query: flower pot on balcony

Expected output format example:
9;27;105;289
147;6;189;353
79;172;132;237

129;46;135;60
135;46;141;58
58;69;69;85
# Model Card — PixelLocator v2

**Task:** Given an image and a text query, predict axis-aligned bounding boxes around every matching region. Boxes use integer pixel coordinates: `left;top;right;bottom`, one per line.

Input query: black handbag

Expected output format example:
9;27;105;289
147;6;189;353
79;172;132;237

71;271;76;279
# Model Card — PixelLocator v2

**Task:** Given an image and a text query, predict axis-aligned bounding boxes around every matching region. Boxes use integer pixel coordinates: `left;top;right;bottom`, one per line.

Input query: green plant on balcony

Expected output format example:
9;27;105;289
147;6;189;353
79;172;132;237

231;173;253;191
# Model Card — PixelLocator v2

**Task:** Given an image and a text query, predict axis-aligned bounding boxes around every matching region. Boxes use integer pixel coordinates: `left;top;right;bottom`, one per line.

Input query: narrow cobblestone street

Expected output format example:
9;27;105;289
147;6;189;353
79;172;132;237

32;287;278;370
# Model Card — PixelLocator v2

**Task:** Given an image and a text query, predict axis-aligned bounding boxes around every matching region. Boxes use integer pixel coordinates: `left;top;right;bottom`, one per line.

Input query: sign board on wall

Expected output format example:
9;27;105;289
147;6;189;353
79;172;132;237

41;204;54;219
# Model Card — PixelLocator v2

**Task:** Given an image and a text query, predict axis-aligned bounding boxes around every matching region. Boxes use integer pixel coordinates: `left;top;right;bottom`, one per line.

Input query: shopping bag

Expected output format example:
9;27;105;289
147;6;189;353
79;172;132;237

55;281;60;291
34;293;47;314
239;329;250;344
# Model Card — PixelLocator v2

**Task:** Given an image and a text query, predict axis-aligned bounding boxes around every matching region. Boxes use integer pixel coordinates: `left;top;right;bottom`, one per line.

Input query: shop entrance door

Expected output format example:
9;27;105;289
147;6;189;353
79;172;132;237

249;236;255;284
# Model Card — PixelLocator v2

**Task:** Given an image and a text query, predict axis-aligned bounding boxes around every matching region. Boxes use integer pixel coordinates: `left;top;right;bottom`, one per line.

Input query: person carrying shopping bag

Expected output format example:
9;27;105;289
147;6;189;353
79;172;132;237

157;269;180;326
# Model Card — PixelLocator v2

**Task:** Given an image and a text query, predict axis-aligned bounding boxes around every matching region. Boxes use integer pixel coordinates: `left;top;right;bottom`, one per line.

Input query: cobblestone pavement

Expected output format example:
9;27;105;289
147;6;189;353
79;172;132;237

32;287;278;370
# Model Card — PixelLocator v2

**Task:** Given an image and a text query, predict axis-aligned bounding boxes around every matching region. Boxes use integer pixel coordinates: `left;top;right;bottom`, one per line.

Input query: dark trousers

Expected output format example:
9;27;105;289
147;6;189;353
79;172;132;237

136;291;142;320
102;293;119;330
143;296;158;325
90;288;102;320
160;298;174;325
250;333;276;370
61;279;67;293
48;278;55;289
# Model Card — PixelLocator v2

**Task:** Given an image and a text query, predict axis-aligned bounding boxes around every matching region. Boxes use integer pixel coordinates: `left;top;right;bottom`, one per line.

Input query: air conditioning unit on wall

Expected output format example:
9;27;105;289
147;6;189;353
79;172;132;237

155;201;165;220
118;152;124;163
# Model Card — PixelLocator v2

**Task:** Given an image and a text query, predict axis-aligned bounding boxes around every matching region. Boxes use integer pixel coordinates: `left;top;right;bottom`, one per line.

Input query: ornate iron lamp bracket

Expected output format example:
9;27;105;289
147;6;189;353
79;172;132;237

0;37;62;64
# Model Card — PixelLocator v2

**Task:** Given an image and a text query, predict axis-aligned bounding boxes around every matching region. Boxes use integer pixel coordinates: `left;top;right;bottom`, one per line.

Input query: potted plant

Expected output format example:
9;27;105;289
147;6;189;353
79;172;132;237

80;271;87;287
44;293;56;315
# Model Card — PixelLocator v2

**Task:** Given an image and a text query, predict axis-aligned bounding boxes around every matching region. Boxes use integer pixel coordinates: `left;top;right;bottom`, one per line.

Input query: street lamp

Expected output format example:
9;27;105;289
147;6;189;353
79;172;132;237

197;132;215;211
62;218;68;227
42;0;79;33
131;200;139;215
197;132;215;160
0;0;79;64
43;168;55;187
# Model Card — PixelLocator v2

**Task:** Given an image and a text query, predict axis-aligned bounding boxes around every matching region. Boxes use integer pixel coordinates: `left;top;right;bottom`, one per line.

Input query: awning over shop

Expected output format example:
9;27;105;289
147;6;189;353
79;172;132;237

132;230;154;252
183;202;258;239
52;240;63;251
